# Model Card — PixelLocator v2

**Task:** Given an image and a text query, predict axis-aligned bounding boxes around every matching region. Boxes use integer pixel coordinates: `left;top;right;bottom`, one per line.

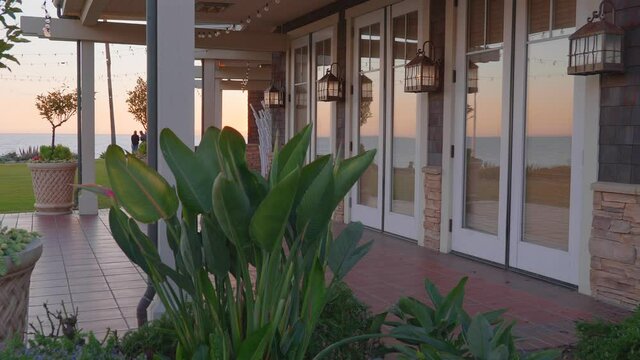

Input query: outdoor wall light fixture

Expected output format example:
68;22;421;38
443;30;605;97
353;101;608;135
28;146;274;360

317;63;344;102
404;40;440;93
568;0;624;75
467;61;479;94
360;73;373;102
264;83;285;108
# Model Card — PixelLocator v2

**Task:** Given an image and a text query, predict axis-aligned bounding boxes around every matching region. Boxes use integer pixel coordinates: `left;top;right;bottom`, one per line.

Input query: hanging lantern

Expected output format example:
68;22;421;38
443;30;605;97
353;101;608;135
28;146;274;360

264;83;284;108
568;0;624;76
360;73;373;102
404;40;440;93
467;61;479;94
317;63;344;102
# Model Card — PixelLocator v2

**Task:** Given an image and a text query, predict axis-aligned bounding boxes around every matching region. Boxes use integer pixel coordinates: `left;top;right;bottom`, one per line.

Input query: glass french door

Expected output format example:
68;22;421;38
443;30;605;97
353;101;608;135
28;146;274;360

351;0;422;240
453;0;578;284
312;29;335;159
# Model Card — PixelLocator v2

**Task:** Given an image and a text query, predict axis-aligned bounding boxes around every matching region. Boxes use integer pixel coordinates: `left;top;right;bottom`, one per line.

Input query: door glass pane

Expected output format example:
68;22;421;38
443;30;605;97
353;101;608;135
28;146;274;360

467;0;485;51
294;46;308;134
392;66;416;216
528;0;550;36
464;50;503;235
316;39;331;158
357;25;381;208
393;15;406;66
553;0;576;30
523;39;572;251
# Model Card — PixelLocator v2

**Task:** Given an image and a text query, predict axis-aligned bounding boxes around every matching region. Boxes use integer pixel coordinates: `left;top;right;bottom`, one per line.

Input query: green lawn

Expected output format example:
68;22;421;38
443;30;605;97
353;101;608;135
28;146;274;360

0;160;112;213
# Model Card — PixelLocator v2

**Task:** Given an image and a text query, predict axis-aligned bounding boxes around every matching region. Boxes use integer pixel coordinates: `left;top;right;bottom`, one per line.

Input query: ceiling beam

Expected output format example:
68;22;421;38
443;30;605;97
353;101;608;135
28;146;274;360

21;17;284;53
194;49;273;62
221;80;270;91
195;29;286;52
21;16;145;44
80;0;110;26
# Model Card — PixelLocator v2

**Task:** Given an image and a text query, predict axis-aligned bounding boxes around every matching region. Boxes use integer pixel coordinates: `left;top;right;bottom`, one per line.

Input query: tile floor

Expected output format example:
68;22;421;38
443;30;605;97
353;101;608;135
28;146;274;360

2;211;631;351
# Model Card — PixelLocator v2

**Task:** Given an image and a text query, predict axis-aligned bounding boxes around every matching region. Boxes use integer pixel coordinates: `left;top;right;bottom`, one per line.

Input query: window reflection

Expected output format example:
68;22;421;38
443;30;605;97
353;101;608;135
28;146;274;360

464;50;502;235
523;39;573;251
294;46;308;134
315;39;332;158
357;24;381;208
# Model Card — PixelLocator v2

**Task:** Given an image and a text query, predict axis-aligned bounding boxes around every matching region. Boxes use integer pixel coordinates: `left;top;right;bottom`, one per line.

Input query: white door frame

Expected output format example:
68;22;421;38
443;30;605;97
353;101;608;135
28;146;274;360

507;0;579;285
382;0;424;240
288;36;311;140
350;8;386;230
451;0;514;264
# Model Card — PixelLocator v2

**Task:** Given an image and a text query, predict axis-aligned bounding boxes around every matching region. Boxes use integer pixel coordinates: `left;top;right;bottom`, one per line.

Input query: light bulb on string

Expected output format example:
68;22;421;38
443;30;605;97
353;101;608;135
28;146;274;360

246;16;252;24
256;10;262;18
214;31;221;37
264;3;269;11
274;0;280;4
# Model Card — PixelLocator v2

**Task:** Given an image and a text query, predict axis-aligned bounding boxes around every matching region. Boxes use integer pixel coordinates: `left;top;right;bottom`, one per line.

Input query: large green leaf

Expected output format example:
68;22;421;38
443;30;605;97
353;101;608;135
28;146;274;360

273;124;311;183
236;324;273;360
333;150;376;207
433;277;466;325
201;215;231;277
301;259;327;332
108;207;147;272
250;168;300;252
105;145;178;223
327;222;372;280
397;297;435;331
196;126;222;188
466;315;493;359
160;128;212;213
212;175;252;249
296;159;334;241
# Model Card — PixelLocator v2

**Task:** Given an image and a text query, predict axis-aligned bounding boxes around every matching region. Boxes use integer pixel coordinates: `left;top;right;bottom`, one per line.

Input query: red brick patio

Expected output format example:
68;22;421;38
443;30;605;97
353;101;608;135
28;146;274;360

2;211;630;351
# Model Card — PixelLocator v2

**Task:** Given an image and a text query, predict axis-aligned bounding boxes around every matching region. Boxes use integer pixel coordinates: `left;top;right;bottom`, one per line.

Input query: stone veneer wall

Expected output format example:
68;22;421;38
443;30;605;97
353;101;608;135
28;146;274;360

590;182;640;309
423;166;442;251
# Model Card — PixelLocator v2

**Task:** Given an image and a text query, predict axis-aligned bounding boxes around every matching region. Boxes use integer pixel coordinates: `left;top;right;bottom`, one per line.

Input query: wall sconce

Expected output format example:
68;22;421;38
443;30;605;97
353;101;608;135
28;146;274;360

404;40;440;93
317;63;344;102
264;83;285;108
467;61;479;94
568;0;624;76
360;73;373;102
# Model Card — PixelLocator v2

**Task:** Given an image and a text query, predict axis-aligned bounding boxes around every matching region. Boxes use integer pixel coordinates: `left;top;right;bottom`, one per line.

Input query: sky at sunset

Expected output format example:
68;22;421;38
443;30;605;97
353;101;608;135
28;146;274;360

0;1;247;139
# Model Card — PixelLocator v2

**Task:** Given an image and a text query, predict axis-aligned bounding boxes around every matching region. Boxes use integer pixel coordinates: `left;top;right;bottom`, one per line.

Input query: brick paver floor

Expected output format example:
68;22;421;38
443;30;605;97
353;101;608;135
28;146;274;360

3;211;631;351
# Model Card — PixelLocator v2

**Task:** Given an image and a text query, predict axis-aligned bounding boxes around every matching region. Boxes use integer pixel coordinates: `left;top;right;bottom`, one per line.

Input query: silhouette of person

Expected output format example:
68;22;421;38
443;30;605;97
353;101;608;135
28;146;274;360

131;130;140;152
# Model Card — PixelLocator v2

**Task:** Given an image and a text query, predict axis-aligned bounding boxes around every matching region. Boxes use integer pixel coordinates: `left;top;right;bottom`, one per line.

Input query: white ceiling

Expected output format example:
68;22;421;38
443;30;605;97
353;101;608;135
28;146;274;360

61;0;336;30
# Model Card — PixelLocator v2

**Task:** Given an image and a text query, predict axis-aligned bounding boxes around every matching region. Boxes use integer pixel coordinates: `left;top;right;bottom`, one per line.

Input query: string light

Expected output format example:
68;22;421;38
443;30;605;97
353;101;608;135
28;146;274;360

41;0;52;37
196;0;284;39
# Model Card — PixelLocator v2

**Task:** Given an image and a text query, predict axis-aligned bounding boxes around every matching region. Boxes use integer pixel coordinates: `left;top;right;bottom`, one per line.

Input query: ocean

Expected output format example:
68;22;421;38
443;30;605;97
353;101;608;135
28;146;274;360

0;134;571;168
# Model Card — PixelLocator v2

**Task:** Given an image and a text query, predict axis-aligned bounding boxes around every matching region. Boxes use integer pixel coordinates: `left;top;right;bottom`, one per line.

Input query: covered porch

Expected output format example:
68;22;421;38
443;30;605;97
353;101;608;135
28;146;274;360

6;210;629;351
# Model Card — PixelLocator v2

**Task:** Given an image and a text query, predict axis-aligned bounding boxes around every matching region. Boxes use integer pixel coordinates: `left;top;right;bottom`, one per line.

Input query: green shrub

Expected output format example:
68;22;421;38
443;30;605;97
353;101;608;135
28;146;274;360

119;314;177;359
306;282;378;359
576;308;640;360
137;141;147;156
36;145;74;162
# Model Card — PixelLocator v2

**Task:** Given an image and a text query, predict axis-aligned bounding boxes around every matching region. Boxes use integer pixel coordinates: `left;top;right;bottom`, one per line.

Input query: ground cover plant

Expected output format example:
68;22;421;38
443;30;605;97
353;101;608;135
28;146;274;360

0;224;39;275
575;307;640;360
83;124;376;359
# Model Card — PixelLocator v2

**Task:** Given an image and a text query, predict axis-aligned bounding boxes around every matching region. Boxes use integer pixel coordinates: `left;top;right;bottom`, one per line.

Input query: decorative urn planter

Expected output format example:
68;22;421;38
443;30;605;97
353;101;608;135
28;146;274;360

0;238;43;347
27;162;77;215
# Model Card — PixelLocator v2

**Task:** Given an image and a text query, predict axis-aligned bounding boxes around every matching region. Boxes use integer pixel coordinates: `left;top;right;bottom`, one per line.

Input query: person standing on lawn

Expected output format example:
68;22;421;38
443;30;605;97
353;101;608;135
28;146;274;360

131;130;140;153
140;130;147;143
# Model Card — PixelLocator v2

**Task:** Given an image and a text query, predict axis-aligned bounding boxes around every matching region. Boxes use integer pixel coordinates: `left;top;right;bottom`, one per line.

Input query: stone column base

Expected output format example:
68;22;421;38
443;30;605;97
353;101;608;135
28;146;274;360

423;166;442;251
590;182;640;309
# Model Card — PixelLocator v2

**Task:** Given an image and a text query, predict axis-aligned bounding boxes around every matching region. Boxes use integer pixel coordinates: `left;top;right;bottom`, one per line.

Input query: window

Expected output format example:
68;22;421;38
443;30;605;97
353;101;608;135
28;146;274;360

522;0;576;250
293;45;308;135
463;0;504;235
315;38;332;158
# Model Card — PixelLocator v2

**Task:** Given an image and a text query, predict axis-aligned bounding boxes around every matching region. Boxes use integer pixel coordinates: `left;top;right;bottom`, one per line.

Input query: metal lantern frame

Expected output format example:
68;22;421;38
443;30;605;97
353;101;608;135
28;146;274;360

568;0;624;76
467;61;479;94
360;72;373;102
264;83;285;108
317;62;344;102
404;40;441;93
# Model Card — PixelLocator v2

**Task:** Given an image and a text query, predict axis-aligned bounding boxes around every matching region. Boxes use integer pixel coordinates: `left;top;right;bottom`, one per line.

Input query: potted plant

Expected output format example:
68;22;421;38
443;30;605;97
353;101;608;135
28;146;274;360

0;225;41;347
28;88;78;215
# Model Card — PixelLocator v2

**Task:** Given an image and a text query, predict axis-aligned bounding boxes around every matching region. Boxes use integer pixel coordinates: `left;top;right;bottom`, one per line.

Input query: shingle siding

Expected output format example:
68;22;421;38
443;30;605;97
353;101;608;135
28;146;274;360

599;1;640;184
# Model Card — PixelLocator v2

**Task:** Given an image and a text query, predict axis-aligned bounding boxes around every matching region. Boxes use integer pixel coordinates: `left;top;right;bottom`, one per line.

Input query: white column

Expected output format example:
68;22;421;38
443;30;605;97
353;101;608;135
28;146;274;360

214;78;223;128
202;59;217;130
150;0;195;319
78;41;98;215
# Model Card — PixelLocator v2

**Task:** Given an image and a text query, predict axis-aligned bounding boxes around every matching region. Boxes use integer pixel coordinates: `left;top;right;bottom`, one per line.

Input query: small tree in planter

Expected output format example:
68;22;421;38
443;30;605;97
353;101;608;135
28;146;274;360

0;225;42;347
28;88;79;215
35;88;78;149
